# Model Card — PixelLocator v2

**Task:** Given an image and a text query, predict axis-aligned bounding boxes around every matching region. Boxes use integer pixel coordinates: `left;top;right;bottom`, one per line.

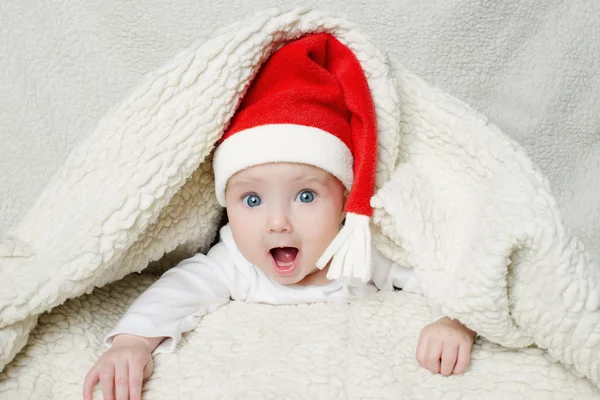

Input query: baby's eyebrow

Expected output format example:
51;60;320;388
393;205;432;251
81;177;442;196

228;177;260;186
292;176;328;186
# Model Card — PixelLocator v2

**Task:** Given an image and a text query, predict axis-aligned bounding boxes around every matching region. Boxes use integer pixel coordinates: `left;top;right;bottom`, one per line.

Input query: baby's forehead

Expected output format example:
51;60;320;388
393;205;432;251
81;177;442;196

227;162;336;187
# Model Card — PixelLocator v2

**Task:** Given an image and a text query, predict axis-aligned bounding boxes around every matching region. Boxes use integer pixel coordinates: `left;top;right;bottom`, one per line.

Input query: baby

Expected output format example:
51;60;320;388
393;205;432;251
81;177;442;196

83;33;475;400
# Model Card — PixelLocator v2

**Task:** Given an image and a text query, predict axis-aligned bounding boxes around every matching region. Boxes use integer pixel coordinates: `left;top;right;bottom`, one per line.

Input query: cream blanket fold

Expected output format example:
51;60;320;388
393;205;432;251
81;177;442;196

0;6;598;391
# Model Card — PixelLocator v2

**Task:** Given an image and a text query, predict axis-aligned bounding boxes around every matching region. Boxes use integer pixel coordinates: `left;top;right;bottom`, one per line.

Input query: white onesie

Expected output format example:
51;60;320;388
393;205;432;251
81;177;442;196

105;224;442;353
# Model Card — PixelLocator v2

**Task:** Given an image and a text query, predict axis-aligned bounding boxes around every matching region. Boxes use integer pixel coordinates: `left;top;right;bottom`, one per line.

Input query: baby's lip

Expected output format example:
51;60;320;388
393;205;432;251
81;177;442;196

269;245;299;251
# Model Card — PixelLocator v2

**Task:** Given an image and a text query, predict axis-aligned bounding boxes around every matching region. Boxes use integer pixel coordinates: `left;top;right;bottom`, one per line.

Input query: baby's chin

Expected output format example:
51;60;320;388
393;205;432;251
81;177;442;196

270;266;320;286
277;267;328;286
268;270;306;285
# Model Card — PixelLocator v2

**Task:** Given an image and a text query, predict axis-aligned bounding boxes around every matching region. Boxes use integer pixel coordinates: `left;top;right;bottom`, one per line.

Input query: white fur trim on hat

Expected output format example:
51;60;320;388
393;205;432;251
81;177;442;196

213;124;354;206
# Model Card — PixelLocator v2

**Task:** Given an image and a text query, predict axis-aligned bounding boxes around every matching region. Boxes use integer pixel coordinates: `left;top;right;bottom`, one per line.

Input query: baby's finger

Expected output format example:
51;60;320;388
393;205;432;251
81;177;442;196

128;359;145;400
114;360;129;400
425;341;443;374
99;364;115;400
415;334;429;367
440;344;458;376
453;344;471;375
83;367;100;400
143;358;154;380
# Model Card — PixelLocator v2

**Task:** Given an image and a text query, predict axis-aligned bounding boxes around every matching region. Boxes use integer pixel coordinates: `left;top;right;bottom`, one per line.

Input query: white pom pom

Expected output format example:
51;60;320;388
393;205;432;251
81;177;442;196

316;213;372;282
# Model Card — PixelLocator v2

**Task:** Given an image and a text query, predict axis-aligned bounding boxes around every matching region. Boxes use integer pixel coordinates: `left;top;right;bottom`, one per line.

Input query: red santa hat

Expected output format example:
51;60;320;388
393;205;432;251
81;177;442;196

213;33;378;282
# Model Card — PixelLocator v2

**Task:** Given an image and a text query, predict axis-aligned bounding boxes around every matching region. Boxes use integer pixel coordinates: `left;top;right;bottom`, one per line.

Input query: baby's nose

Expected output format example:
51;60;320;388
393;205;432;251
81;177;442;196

267;212;292;233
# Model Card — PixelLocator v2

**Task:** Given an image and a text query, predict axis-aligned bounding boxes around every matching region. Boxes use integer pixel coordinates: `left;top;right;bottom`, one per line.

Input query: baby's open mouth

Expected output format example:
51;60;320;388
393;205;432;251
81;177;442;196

270;247;299;273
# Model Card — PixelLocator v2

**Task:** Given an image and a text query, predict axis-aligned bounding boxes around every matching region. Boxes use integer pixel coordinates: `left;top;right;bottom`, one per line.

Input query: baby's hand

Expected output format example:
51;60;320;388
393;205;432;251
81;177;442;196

416;317;475;376
83;334;155;400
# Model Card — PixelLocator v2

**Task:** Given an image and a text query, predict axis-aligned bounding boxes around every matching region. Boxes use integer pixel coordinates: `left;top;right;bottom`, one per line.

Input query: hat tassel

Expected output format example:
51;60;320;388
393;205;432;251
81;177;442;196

316;213;372;282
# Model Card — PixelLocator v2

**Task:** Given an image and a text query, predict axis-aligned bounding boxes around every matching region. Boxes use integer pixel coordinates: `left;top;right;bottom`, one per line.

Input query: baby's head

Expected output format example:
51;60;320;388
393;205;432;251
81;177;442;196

213;33;378;284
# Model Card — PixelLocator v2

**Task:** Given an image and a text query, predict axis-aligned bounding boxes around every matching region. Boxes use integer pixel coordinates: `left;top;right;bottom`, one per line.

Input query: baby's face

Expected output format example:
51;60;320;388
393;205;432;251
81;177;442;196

225;163;346;285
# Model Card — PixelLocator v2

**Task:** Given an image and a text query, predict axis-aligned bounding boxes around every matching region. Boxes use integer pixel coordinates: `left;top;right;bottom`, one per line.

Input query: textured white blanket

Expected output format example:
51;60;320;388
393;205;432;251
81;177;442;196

1;7;599;398
3;275;599;399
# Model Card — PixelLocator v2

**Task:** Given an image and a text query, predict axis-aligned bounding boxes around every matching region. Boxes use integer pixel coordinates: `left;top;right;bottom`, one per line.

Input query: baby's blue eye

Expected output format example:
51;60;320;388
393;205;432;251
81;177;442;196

243;194;262;207
295;190;316;203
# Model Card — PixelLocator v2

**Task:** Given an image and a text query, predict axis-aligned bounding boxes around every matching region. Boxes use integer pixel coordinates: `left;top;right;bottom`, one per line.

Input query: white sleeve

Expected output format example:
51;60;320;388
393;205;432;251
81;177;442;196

371;246;445;322
104;242;238;354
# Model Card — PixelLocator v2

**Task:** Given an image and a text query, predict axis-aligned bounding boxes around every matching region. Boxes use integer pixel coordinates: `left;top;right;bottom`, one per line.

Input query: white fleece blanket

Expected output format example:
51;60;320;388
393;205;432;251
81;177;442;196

1;7;599;398
2;274;599;399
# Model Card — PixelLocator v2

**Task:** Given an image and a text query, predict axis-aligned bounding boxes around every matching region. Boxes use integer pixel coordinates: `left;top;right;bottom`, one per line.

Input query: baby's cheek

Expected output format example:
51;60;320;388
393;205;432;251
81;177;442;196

240;241;270;272
304;211;340;247
229;221;264;261
301;212;335;237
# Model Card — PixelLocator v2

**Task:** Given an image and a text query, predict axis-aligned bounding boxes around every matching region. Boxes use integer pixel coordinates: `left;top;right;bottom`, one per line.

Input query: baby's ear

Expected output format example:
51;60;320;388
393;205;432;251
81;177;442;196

340;211;347;225
342;190;349;204
340;190;349;224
